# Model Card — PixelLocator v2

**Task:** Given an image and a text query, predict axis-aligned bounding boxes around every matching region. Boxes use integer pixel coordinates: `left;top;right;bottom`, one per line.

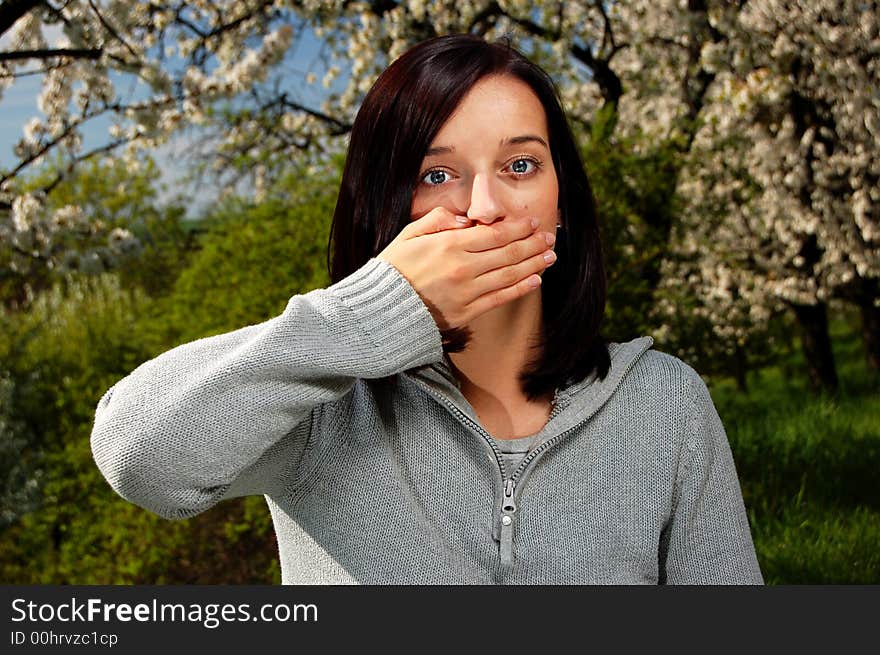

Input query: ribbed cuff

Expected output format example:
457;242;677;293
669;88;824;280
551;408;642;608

329;258;444;372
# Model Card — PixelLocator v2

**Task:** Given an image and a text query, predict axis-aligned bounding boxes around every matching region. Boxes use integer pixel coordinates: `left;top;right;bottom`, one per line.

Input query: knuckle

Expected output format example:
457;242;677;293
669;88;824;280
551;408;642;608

500;266;518;286
508;240;526;262
491;226;506;248
449;263;469;282
439;235;457;254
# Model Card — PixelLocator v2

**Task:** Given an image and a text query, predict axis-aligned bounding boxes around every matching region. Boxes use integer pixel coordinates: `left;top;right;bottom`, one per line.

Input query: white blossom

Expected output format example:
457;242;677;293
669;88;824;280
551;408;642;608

0;0;875;344
12;195;41;232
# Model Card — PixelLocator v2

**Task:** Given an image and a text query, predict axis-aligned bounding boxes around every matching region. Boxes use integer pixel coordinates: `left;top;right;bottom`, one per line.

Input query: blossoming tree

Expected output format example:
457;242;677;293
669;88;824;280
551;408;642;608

1;0;876;389
653;1;879;391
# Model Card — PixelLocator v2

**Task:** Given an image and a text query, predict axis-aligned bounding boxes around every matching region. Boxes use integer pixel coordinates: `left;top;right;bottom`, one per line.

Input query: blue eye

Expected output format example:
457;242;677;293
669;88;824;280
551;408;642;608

419;156;542;188
422;170;450;186
510;158;538;175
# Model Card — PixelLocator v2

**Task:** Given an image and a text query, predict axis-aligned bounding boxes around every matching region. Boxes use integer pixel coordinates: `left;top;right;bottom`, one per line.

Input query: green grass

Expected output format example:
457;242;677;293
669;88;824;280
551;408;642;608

709;305;880;584
750;501;880;584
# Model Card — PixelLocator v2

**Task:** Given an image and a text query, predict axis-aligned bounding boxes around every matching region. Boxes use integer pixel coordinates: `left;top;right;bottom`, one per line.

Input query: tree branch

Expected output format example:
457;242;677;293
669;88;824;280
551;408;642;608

594;0;617;58
276;94;352;134
466;2;624;107
0;59;72;77
0;48;102;62
571;43;622;106
86;0;139;61
204;0;277;40
41;136;129;197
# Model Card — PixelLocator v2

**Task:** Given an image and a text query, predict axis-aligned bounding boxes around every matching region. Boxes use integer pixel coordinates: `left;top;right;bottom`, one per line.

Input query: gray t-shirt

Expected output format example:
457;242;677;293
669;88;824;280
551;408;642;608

488;395;568;476
492;434;539;476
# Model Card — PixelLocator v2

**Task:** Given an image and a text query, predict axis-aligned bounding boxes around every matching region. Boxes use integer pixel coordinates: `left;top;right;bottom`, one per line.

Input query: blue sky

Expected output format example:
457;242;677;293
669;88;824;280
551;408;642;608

1;20;339;217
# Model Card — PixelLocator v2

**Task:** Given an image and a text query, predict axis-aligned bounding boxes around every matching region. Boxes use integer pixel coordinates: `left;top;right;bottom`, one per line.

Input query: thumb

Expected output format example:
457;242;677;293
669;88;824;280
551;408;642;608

402;207;472;239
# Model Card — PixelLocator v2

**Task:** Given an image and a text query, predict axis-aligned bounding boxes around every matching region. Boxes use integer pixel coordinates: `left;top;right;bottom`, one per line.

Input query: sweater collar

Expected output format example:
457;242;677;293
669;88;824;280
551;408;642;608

403;335;655;435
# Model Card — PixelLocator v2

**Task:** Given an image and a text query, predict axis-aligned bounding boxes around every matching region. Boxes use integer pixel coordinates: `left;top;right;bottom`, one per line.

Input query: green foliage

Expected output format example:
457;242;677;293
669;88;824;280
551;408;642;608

574;120;680;344
0;273;167;582
0;261;283;583
28;155;163;225
0;163;340;583
42;156;195;299
157;165;339;344
0;370;43;528
114;206;196;298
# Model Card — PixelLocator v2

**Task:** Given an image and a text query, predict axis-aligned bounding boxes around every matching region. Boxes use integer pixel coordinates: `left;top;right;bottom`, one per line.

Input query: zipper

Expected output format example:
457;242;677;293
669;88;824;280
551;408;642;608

504;346;650;490
415;382;509;477
498;395;567;568
499;479;516;566
407;381;510;554
409;379;558;571
407;341;650;573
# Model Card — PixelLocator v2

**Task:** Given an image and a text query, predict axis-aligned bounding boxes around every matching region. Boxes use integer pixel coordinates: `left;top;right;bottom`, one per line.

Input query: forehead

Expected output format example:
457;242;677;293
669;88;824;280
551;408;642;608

431;74;549;143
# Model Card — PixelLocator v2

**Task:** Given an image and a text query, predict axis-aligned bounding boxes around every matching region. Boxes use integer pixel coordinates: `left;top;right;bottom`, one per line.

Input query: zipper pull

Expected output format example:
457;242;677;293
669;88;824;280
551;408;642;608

499;479;517;568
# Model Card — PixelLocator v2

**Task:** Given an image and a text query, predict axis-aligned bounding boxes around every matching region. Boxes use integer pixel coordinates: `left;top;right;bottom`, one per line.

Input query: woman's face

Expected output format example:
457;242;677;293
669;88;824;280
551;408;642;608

410;74;560;237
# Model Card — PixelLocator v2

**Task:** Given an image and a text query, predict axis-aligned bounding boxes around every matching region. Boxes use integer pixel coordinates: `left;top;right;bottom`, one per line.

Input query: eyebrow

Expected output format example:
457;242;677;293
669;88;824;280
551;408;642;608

424;134;549;157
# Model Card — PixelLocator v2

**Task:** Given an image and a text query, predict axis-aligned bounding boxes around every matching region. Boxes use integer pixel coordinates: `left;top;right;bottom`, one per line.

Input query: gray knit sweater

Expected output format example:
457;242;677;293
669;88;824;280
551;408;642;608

90;258;764;584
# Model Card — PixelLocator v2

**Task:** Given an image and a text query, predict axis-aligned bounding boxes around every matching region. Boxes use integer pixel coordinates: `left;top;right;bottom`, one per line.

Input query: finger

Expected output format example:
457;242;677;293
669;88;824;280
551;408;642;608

456;217;539;252
470;248;555;297
468;229;555;276
465;273;542;321
402;207;472;239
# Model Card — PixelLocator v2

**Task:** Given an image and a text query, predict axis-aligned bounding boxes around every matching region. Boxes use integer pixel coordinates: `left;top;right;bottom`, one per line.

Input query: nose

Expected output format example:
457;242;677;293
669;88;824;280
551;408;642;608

466;172;504;224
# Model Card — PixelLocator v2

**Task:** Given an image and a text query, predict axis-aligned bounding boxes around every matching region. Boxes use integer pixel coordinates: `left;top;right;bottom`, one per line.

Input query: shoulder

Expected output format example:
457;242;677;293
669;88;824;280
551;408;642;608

611;339;723;445
633;345;729;458
619;340;708;405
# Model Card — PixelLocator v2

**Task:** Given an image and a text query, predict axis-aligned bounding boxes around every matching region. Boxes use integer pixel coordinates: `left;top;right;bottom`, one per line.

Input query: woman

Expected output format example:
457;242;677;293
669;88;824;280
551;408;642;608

91;34;763;584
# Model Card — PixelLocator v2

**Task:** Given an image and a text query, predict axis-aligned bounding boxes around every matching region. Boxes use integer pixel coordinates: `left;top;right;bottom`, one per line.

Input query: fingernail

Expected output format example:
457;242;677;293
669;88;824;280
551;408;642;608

456;216;470;224
530;218;539;229
528;275;542;288
544;232;556;246
544;251;557;264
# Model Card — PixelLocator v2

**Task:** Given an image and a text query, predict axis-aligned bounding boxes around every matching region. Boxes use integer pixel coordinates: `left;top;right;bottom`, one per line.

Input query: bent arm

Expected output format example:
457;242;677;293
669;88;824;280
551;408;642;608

90;259;442;520
660;369;764;584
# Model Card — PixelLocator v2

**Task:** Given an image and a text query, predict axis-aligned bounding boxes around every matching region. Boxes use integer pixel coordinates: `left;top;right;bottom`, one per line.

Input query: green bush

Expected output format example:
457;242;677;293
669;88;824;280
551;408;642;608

574;111;679;345
157;176;337;344
0;273;174;582
0;167;340;583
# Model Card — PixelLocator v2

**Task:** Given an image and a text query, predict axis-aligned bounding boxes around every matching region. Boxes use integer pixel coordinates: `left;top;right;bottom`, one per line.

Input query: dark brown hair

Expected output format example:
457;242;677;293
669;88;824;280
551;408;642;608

329;33;610;399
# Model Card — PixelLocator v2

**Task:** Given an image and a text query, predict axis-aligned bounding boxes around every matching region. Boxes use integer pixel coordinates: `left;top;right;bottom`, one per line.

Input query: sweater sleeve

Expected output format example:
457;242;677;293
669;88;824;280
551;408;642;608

660;368;764;584
90;258;443;520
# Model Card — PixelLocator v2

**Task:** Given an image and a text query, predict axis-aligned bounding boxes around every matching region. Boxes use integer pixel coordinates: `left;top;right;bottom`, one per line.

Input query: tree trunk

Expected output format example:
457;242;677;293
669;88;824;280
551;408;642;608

733;341;748;392
790;301;839;394
855;278;880;373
